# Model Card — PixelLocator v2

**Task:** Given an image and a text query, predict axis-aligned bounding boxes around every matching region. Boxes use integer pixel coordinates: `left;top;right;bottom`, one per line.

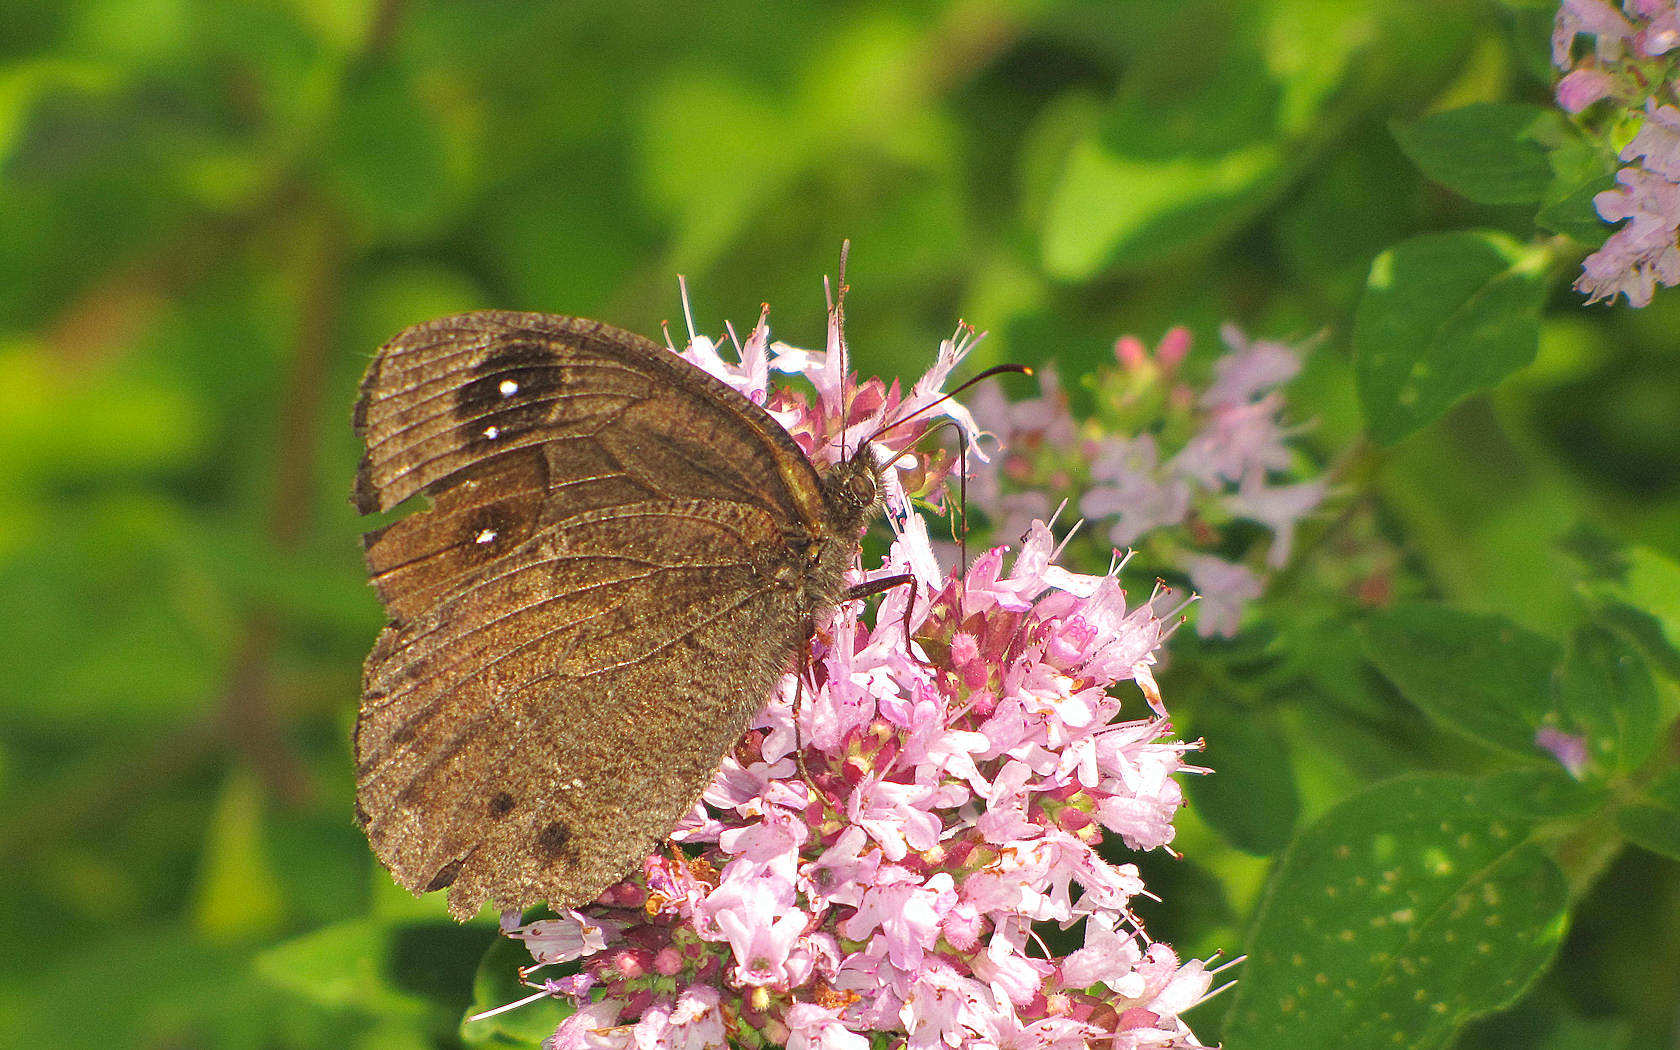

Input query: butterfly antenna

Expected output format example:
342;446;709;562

893;417;973;566
958;425;969;569
834;239;853;458
866;363;1033;446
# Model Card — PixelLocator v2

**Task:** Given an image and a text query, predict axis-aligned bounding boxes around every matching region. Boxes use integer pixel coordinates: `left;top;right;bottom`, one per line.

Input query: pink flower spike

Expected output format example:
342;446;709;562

488;275;1216;1050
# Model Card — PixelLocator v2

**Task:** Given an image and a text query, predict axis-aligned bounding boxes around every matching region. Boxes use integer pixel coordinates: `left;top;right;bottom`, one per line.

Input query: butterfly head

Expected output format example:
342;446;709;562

821;444;887;537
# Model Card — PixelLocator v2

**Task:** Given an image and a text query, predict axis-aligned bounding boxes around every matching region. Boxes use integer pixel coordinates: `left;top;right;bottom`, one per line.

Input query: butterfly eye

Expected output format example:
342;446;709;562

845;472;876;507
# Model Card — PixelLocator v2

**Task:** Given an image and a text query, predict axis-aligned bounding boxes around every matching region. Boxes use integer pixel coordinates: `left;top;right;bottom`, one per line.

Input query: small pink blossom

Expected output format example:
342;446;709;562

548;999;630;1050
842;870;959;971
1632;0;1680;54
1577;164;1680;305
1229;477;1332;567
1553;0;1635;66
1183;553;1264;638
1556;67;1624;111
1536;726;1591;777
1202;323;1305;407
1083;436;1192;547
1624;100;1680;179
1062;912;1146;991
510;911;615;964
785;1003;871;1050
848;777;943;861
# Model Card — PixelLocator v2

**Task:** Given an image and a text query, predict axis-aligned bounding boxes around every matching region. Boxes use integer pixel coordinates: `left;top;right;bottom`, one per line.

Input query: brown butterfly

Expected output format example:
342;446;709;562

351;311;888;920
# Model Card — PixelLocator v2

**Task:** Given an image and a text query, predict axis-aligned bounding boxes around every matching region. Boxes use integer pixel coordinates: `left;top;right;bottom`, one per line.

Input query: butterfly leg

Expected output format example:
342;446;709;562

844;572;918;654
791;626;839;814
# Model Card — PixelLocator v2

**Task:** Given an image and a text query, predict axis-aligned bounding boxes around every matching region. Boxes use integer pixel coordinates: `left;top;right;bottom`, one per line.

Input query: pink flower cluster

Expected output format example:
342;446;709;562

490;292;1216;1050
971;325;1326;638
1553;0;1680;306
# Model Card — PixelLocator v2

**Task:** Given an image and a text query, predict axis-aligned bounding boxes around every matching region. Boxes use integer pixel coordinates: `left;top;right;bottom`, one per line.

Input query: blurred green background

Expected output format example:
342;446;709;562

3;1;1678;1048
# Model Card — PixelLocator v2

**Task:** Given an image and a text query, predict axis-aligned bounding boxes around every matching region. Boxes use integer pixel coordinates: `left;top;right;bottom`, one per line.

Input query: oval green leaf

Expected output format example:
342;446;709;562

1391;103;1565;205
1353;231;1547;443
1363;604;1561;758
1223;776;1569;1049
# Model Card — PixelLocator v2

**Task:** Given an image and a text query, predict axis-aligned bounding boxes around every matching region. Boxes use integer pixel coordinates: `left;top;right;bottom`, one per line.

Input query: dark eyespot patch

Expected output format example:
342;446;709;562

456;340;567;447
537;821;574;860
488;792;516;818
424;857;466;892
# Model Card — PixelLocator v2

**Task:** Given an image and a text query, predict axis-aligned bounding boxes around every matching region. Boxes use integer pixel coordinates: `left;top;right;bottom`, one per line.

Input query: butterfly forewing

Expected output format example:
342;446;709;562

353;312;833;920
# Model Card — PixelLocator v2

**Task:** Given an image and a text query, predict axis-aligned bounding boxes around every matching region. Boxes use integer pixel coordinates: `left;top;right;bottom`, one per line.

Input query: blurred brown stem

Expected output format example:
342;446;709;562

218;207;346;807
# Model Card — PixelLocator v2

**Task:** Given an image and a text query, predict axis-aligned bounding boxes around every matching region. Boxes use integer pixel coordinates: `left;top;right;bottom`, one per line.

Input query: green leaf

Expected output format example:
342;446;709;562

1364;604;1561;758
1039;11;1295;278
1537;136;1617;243
1354;231;1548;443
1589;546;1680;660
0;494;231;731
1224;776;1570;1049
1615;770;1680;861
1480;768;1608;820
1554;626;1661;775
0;342;205;483
1392;103;1565;204
0;58;116;166
256;918;495;1021
1617;803;1680;861
461;934;575;1048
637;70;787;274
192;767;286;941
1185;707;1299;855
328;63;456;239
1040;134;1282;278
3;926;272;1050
